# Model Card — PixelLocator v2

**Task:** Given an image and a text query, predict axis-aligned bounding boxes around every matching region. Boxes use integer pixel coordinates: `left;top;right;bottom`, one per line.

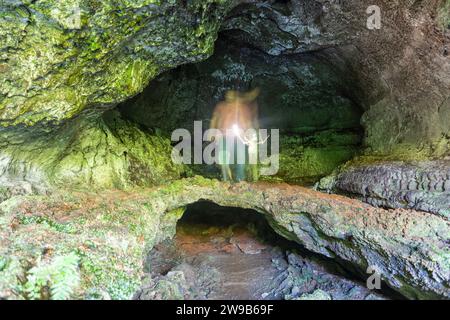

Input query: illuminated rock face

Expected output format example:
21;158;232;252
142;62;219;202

119;38;364;183
0;111;186;192
0;1;449;302
0;0;234;189
1;178;449;299
0;0;449;189
119;0;450;185
0;0;234;126
320;160;450;219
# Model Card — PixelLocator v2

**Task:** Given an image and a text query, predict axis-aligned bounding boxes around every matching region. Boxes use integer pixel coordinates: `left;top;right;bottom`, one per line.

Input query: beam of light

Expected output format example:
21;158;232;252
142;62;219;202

232;124;240;136
231;124;269;146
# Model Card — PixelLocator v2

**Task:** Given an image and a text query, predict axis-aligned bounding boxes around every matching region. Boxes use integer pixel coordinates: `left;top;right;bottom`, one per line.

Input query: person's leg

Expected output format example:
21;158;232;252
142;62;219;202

246;130;259;182
235;163;246;182
218;136;232;181
234;138;247;182
247;139;259;182
221;165;231;181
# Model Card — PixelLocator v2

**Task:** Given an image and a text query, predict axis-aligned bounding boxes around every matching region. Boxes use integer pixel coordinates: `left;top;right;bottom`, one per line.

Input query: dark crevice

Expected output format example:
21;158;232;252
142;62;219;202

137;201;402;300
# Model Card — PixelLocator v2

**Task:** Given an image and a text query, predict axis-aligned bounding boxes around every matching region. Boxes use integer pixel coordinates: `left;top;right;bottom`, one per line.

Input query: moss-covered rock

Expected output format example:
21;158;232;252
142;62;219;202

0;0;235;126
297;289;332;301
0;110;185;192
1;177;448;299
119;38;363;184
438;0;450;30
0;191;159;299
268;131;361;184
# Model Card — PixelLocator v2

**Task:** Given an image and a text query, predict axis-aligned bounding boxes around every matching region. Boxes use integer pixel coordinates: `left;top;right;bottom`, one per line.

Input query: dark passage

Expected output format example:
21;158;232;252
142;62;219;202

136;202;387;300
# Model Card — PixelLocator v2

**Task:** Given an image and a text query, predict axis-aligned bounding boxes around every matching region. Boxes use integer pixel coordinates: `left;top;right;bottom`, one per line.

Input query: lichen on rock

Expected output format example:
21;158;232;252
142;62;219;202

0;110;186;192
0;0;449;303
1;178;449;299
0;0;235;126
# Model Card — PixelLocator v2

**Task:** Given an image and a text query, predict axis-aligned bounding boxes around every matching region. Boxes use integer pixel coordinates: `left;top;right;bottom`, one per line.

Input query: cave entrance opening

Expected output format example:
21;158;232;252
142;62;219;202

118;34;365;186
135;201;389;300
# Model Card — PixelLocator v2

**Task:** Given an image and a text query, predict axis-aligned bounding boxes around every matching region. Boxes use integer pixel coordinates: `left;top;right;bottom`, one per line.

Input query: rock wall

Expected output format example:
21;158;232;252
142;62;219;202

221;0;450;157
119;0;450;186
120;39;362;134
119;38;364;183
0;110;185;194
119;38;362;183
1;177;449;299
1;0;449;189
0;0;449;302
0;0;235;126
318;160;450;219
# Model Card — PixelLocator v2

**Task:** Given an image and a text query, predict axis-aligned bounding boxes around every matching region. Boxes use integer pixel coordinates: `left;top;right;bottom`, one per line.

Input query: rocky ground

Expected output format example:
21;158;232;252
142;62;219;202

135;206;386;300
0;1;449;301
317;159;450;219
1;177;448;300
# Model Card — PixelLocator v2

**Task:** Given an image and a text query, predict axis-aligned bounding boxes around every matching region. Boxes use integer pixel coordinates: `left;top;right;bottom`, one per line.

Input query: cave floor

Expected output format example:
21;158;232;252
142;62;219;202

3;177;446;299
136;218;387;300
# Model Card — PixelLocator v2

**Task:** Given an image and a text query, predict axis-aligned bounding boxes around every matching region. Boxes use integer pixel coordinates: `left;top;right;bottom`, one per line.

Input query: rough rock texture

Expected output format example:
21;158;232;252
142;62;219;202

269;132;361;184
1;177;449;299
318;160;450;219
220;0;450;157
0;110;185;193
120;38;363;183
118;0;450;187
1;0;449;190
0;0;234;126
120;39;362;134
0;1;449;302
0;189;187;300
137;202;377;300
138;239;386;300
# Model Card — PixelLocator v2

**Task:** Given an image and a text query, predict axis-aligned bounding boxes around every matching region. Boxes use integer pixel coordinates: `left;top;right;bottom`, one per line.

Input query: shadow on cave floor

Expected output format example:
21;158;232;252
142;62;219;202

135;201;391;301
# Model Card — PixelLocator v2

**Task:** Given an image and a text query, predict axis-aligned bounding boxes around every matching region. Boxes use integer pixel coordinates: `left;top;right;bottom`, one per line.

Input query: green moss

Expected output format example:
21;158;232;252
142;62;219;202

0;110;186;190
265;130;361;184
0;0;235;126
0;190;163;300
77;249;142;300
437;0;450;30
157;207;186;242
0;257;23;299
1;176;449;299
18;215;78;234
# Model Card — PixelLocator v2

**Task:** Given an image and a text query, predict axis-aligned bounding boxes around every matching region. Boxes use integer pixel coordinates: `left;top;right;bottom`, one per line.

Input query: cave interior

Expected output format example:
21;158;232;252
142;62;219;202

0;0;449;301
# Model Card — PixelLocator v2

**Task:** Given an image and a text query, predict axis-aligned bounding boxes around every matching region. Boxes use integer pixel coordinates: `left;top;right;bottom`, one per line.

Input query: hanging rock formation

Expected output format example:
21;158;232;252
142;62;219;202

0;0;235;126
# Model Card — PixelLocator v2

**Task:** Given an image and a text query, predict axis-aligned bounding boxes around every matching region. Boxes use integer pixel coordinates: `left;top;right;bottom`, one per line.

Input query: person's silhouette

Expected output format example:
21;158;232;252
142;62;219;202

209;89;260;182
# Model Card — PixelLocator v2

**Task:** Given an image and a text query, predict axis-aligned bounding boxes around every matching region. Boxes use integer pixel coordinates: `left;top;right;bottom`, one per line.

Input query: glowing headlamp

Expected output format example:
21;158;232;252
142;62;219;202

232;124;240;136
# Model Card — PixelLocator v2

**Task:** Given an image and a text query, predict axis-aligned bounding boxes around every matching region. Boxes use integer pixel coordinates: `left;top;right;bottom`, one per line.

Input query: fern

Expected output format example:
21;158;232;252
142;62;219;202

25;252;80;300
